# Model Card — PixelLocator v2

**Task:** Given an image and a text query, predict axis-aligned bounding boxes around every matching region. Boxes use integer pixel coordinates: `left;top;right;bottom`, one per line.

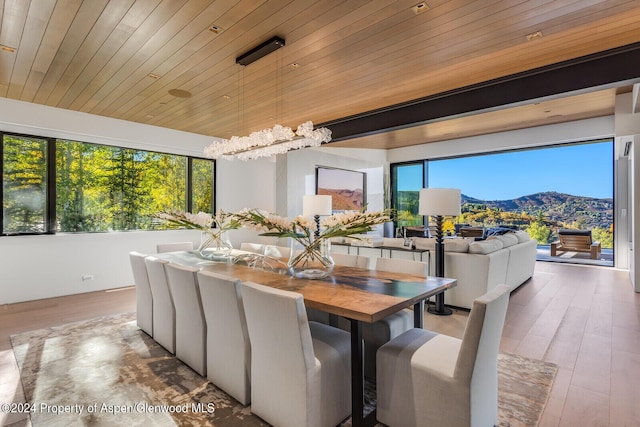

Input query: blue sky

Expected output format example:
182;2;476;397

397;140;613;200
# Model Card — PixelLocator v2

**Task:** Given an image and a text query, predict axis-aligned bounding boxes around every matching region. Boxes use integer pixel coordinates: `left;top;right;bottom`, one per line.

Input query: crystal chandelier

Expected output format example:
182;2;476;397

204;37;331;161
203;121;331;161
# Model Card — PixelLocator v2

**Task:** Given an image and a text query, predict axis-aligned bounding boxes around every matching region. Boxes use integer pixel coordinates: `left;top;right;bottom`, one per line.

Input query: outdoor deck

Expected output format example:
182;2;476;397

536;244;613;267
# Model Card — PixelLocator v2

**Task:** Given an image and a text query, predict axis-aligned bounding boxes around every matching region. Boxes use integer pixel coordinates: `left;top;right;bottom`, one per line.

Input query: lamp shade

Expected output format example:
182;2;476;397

303;195;332;216
418;188;461;216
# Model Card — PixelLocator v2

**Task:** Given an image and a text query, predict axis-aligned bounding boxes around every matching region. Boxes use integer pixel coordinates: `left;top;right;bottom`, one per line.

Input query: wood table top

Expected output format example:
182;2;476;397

155;251;456;323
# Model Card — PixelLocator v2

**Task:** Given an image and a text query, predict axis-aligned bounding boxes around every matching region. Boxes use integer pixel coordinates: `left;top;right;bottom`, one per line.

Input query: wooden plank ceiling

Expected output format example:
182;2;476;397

0;0;639;149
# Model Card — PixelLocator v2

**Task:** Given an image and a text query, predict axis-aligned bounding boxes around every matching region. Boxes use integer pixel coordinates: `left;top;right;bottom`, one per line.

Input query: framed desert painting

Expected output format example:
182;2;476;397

315;166;366;212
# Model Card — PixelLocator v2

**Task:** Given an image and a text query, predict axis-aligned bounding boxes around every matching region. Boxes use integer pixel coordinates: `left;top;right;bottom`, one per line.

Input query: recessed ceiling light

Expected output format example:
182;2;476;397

412;2;429;14
290;63;301;69
209;25;223;34
168;88;192;98
1;45;16;53
526;31;543;41
146;114;155;118
221;95;231;100
148;73;160;79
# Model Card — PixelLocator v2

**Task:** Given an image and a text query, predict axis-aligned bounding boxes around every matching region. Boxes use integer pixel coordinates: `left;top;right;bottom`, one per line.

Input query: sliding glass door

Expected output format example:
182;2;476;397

391;139;614;265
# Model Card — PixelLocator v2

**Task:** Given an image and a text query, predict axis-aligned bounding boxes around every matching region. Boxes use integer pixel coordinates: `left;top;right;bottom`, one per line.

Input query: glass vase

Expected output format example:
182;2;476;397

198;230;233;261
288;238;334;279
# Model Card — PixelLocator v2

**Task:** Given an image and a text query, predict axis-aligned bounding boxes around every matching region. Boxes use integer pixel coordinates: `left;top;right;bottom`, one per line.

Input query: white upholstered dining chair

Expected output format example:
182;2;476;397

374;257;428;276
197;270;251;405
156;241;193;253
129;251;153;337
377;284;511;427
241;281;351;427
144;256;175;354
357;257;428;378
331;252;370;269
165;263;207;376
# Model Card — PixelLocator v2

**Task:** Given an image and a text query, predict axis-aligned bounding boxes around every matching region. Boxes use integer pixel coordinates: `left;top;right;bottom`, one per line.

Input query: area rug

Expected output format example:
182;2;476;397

11;313;556;426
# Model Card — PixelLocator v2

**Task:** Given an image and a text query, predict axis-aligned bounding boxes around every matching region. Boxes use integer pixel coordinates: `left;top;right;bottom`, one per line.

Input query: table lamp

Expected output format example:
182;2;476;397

303;195;332;238
419;188;461;315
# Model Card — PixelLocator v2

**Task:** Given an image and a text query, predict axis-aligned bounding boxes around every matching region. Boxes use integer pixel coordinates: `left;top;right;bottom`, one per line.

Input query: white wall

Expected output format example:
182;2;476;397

0;98;274;304
0;229;200;304
282;147;386;218
388;116;615;162
615;93;640;288
0;97;214;157
215;156;278;247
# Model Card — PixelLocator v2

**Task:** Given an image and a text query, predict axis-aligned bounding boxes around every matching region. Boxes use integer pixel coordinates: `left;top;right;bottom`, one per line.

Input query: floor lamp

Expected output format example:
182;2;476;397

303;195;332;238
419;188;461;316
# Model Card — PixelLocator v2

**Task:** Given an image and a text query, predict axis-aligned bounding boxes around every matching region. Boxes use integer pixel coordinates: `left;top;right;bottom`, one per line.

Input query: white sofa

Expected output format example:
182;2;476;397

413;230;537;309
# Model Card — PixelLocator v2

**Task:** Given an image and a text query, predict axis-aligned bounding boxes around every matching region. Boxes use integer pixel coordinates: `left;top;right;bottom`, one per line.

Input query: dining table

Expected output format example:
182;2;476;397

156;250;457;427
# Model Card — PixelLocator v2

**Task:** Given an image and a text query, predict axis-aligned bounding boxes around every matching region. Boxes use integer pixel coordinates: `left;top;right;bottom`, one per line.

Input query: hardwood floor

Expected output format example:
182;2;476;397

424;261;640;427
1;262;639;426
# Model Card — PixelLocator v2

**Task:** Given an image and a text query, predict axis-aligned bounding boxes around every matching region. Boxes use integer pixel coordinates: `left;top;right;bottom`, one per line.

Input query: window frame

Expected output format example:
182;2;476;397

390;138;615;250
1;130;215;236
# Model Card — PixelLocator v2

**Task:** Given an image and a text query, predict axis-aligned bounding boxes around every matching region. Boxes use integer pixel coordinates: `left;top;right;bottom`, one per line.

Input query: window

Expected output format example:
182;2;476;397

2;134;49;234
391;139;614;260
391;162;425;227
192;158;214;214
1;132;215;235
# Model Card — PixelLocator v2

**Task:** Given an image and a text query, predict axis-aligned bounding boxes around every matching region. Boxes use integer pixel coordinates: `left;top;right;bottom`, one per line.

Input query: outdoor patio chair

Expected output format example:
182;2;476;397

550;229;601;259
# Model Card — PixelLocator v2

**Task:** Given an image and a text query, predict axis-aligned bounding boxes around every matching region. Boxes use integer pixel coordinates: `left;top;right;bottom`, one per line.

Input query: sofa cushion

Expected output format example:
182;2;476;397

513;230;530;243
414;237;470;253
488;233;518;248
468;239;504;254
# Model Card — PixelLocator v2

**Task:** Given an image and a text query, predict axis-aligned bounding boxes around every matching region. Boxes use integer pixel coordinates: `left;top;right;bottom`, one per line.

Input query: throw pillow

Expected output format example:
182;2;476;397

488;234;518;248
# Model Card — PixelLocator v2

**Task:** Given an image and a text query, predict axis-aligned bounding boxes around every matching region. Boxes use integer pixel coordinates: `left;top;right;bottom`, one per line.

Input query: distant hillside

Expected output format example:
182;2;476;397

461;191;613;228
398;190;613;229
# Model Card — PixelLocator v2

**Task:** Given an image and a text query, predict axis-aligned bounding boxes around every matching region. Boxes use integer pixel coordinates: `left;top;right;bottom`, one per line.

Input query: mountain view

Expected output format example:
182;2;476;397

461;191;613;229
396;190;613;246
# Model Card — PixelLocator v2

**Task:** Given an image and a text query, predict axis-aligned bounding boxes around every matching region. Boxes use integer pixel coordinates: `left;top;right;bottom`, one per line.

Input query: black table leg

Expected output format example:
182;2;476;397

414;300;424;328
350;319;365;426
349;319;376;427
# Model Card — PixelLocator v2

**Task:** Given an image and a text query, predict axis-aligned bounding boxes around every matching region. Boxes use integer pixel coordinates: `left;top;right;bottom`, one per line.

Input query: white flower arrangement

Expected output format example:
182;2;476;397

228;207;390;247
154;210;241;252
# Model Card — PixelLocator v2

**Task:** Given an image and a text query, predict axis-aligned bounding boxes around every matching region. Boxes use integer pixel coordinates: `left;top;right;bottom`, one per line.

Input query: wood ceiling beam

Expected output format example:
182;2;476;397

322;41;640;143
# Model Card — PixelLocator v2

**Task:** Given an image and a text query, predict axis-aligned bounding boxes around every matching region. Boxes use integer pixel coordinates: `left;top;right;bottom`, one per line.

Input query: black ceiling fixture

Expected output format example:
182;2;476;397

236;36;285;66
